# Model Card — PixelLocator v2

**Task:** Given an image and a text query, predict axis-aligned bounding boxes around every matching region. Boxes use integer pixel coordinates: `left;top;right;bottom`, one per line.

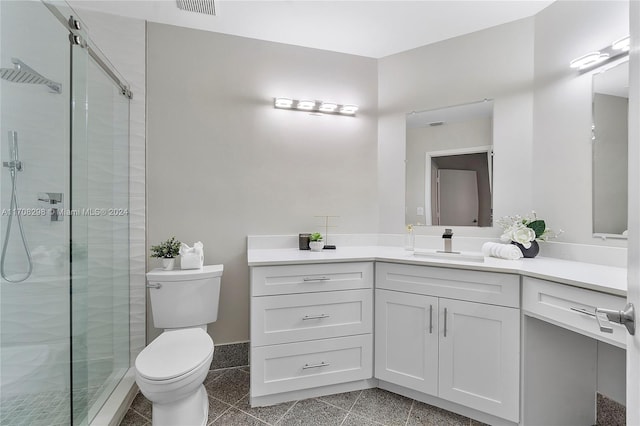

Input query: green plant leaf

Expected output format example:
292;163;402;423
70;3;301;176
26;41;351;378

527;220;546;238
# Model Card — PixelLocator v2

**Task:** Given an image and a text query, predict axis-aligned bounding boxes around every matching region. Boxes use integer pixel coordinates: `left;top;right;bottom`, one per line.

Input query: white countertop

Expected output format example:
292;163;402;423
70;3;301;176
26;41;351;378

247;245;627;297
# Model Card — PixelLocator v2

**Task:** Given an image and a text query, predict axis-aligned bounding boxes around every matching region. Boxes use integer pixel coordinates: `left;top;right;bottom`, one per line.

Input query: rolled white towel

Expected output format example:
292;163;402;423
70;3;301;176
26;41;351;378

482;242;523;260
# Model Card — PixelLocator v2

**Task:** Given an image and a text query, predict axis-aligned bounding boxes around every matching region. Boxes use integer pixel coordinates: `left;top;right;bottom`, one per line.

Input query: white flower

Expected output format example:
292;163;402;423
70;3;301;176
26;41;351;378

512;226;536;248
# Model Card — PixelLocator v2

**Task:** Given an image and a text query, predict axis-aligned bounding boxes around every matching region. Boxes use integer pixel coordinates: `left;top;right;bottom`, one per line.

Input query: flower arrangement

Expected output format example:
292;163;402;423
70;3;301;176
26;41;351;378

150;236;181;259
498;211;561;248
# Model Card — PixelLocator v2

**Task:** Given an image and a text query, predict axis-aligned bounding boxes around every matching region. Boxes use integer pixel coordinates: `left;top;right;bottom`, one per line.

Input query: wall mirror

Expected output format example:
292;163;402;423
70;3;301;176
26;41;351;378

406;99;493;227
592;59;628;239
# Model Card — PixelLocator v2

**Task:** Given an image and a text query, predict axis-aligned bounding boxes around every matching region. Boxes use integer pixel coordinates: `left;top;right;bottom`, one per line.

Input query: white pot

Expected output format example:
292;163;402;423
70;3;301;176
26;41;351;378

162;258;176;271
309;241;324;252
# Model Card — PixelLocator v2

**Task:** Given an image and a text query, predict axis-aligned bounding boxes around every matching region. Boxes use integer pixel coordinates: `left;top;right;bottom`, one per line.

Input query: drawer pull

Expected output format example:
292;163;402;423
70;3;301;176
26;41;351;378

302;314;330;321
429;304;433;334
570;307;596;317
303;276;331;282
302;361;330;370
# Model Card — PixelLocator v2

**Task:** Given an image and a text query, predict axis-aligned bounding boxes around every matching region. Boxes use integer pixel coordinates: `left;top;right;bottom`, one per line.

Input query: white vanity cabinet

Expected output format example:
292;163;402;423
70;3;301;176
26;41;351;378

249;262;374;406
375;262;520;423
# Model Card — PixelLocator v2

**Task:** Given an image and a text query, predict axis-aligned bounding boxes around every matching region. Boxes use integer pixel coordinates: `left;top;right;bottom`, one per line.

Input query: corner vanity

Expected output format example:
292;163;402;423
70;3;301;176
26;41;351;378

247;238;627;426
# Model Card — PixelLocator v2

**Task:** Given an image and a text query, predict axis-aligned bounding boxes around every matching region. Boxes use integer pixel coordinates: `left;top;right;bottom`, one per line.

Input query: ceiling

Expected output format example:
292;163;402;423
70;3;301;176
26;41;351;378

68;0;554;58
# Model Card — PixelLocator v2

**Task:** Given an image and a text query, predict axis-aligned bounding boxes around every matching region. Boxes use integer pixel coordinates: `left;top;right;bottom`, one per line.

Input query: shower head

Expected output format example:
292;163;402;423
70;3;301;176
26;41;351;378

0;58;61;94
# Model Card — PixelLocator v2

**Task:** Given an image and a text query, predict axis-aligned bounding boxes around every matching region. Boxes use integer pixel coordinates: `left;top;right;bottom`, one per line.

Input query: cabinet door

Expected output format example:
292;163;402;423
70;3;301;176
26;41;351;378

375;289;438;395
438;298;520;422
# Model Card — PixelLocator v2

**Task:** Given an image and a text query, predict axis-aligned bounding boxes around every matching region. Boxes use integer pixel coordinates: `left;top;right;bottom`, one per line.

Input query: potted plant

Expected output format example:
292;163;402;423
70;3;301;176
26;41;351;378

498;211;561;258
150;236;181;270
309;232;324;252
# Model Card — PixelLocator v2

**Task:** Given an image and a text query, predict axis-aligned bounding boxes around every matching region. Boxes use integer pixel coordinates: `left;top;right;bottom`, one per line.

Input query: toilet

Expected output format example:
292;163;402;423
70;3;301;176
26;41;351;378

135;265;223;426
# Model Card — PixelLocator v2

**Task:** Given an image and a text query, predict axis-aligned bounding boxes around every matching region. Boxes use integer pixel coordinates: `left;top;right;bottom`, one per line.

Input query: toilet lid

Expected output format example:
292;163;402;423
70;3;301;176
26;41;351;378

135;329;214;381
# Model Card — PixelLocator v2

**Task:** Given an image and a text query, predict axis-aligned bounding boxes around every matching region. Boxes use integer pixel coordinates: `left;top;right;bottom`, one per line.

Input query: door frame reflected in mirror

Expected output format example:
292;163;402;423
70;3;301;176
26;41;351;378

425;146;493;226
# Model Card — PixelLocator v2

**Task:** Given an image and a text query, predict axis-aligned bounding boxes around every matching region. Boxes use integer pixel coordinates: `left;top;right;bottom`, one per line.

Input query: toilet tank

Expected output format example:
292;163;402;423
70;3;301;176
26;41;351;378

146;265;223;329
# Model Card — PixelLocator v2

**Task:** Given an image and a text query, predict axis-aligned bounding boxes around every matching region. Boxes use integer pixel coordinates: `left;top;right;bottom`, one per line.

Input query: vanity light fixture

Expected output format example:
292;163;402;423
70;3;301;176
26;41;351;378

274;97;293;108
297;100;315;110
612;36;630;52
570;52;610;70
339;105;358;115
319;102;338;113
570;35;630;72
273;98;359;116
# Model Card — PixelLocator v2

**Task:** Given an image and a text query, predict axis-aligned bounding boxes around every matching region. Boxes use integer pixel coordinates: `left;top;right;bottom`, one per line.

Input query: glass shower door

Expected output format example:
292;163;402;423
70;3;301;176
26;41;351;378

70;23;130;425
0;1;72;425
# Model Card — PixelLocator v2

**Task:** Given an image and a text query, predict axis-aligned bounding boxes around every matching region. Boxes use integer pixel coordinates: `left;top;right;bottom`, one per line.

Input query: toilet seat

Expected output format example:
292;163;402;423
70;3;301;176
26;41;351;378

135;328;213;381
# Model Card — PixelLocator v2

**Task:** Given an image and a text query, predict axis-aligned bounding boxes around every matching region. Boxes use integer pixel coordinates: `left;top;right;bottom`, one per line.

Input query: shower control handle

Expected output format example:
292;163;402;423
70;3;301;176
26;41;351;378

37;193;63;222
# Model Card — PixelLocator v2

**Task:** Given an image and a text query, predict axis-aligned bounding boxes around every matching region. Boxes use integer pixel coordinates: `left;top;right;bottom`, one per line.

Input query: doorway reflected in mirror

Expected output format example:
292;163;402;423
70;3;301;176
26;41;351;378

406;100;493;227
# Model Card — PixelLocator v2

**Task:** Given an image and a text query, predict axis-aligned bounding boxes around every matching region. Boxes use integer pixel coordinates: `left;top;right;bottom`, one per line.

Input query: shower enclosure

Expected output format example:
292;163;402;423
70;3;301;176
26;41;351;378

1;1;131;424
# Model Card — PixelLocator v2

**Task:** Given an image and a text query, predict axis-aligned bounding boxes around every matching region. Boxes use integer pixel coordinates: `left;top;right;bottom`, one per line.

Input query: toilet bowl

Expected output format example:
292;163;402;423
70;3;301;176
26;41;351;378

135;265;223;426
136;329;214;425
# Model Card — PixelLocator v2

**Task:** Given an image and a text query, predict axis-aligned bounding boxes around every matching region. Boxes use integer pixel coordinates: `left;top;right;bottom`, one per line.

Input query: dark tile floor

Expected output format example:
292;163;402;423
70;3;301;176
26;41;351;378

120;366;486;426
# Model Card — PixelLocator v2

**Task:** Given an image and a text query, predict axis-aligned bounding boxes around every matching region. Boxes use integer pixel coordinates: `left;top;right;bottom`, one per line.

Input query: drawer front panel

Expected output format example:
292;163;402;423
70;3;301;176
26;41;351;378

251;262;373;296
376;262;519;308
251;289;373;346
250;335;373;397
523;277;627;348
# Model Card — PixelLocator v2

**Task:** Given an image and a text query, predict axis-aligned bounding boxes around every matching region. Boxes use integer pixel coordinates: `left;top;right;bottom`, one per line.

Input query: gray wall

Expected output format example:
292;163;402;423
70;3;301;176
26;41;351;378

146;23;378;344
533;1;628;245
378;18;535;234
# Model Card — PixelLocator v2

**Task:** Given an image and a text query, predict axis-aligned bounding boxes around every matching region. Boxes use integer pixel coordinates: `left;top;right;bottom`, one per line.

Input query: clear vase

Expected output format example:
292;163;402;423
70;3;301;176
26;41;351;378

404;229;415;251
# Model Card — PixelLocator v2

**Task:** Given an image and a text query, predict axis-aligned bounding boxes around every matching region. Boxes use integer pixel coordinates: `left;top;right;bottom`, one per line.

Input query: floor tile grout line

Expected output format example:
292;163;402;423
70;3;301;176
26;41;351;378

274;399;299;425
228;405;271;425
347;390;363;412
130;407;151;421
404;399;415;426
339;389;365;425
231;391;251;407
208;403;234;426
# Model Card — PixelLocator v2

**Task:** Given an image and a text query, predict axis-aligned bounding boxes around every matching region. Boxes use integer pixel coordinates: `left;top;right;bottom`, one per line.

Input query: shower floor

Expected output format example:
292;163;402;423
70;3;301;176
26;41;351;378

0;385;102;426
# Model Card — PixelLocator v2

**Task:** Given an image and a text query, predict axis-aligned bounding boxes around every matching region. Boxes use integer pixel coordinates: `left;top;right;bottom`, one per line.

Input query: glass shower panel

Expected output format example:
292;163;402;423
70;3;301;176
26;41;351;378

70;30;130;425
0;1;72;425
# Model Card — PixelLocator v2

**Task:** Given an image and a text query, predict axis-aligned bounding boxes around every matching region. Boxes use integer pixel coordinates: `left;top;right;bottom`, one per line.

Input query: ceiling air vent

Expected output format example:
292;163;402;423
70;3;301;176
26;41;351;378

176;0;216;16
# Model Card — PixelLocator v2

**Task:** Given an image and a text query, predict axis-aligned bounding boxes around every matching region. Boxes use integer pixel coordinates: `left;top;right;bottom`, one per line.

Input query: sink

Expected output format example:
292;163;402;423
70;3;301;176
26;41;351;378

412;249;485;263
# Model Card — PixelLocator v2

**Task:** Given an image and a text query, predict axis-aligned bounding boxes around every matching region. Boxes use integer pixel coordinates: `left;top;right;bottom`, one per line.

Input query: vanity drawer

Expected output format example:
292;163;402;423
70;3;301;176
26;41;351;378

251;262;373;296
522;277;627;348
250;334;373;397
251;289;372;346
376;262;520;308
